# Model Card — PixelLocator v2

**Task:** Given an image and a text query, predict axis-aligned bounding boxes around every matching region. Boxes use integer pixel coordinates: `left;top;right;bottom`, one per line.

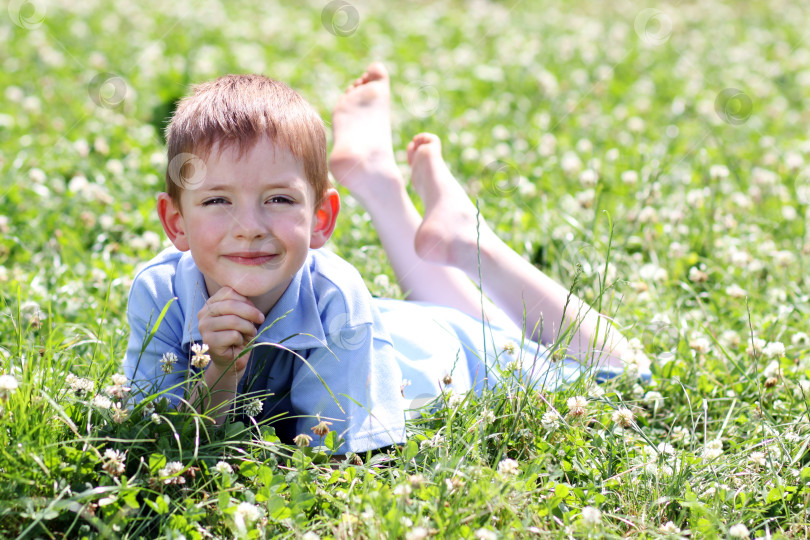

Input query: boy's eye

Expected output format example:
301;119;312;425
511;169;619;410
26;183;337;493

268;195;294;205
201;197;228;206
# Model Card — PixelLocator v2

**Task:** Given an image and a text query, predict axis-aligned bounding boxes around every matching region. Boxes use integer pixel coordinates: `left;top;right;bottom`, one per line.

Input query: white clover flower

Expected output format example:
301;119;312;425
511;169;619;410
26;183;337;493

214;461;233;475
111;402;128;424
709;164;729;179
105;378;131;399
159;461;185;484
67;373;94;396
688;336;711;354
762;360;782;379
301;533;320;540
580;506;602;525
566;395;588;417
579;168;598;187
749;451;767;468
102;448;127;477
111;374;128;386
481;410;496;426
393;483;412;497
702;439;723;459
746;337;766;356
160;352;178;374
447;393;464;409
474;528;498;540
791;332;809;346
497;458;520;476
621;170;639;185
542;410;562;431
660;521;681;534
190;343;211;369
142;400;155;416
643;391;665;409
762;341;785;359
670;426;692;443
728;523;749;538
0;374;19;400
91;394;112;410
612;407;634;428
244;398;263;418
502;341;516;355
405;527;429;540
725;284;747;298
234;501;261;525
151;413;162;424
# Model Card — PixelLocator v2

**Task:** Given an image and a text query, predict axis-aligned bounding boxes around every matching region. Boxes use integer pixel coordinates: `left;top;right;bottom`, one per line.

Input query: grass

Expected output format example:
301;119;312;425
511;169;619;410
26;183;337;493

3;0;810;537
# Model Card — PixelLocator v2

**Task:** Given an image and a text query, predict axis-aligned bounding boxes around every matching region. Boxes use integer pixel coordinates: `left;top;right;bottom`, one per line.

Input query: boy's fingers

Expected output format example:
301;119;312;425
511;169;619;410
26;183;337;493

200;299;265;325
199;315;258;339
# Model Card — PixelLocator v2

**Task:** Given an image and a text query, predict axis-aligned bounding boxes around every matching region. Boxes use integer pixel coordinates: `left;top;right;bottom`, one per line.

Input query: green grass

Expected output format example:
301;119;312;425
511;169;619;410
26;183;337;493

3;0;810;537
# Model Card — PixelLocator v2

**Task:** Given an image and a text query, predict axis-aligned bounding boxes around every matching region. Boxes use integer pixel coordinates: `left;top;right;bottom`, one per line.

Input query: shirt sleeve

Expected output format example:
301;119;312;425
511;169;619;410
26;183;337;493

289;293;407;454
124;270;189;406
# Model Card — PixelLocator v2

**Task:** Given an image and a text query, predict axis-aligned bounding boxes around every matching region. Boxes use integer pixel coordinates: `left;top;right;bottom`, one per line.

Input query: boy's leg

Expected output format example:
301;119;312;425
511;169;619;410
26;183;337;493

330;63;498;321
407;132;631;368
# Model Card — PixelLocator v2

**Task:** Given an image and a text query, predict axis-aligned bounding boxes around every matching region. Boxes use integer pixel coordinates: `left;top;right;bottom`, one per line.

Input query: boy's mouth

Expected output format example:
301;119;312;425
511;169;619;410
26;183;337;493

224;252;278;266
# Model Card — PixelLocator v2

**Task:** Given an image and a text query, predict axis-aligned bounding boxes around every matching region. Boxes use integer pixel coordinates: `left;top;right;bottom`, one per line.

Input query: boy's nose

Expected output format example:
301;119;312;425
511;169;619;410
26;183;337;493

232;207;269;239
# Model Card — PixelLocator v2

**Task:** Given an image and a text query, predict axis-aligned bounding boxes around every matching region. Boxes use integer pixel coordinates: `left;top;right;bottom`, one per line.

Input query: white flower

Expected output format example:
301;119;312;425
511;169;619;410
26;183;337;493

91;395;112;410
657;442;675;456
688;266;708;283
111;374;128;386
111;402;128;424
762;360;782;379
497;458;520;476
474;528;498;540
160;352;178;374
643;391;665;409
580;506;602;525
0;374;19;400
142;400;155;416
301;533;320;540
404;527;429;540
612;407;634;428
660;521;681;534
709;164;729;179
747;337;766;356
244;398;263;417
792;332;809;346
151;413;162;424
159;461;185;484
234;501;261;525
702;439;723;459
688;336;711;354
102;448;127;477
541;410;562;431
725;284;746;298
214;461;233;475
762;341;785;359
447;393;464;408
67;373;94;396
579;168;598;187
502;341;516;355
728;523;749;538
670;426;692;443
749;451;767;468
190;343;211;369
393;484;412;497
566;395;588;417
481;410;496;426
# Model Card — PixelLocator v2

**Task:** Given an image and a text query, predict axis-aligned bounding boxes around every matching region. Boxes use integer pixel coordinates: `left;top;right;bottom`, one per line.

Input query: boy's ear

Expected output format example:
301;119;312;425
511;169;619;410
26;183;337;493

156;193;190;251
310;188;340;249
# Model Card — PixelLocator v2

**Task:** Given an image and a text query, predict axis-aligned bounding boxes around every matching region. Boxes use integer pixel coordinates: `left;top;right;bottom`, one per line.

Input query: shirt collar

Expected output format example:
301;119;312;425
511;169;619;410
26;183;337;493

177;251;327;351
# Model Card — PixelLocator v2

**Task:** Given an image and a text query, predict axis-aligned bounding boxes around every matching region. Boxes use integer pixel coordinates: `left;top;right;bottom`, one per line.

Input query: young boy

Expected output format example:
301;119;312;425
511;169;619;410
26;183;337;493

125;65;646;455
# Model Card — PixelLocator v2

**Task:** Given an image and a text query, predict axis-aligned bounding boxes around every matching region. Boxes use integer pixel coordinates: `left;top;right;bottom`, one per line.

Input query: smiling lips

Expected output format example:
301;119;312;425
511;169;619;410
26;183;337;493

224;252;277;266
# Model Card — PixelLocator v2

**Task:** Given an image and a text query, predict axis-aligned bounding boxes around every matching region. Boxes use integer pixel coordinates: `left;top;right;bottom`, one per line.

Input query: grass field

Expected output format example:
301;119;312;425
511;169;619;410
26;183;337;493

2;0;810;537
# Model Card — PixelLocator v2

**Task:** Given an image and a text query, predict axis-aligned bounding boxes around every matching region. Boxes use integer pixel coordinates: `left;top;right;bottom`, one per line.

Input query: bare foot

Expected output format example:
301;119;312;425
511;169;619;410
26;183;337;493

408;133;496;273
329;63;403;203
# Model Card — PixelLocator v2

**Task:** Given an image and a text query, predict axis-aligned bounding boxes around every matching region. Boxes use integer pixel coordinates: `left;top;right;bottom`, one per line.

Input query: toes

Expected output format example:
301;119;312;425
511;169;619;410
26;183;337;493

364;62;388;82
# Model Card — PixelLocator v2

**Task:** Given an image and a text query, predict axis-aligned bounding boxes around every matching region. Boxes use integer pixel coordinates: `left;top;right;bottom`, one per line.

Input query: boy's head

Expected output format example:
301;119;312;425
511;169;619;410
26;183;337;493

164;74;330;207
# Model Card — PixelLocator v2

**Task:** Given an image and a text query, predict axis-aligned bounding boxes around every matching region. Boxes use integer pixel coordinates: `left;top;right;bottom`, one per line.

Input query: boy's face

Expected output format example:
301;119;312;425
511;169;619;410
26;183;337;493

158;137;338;313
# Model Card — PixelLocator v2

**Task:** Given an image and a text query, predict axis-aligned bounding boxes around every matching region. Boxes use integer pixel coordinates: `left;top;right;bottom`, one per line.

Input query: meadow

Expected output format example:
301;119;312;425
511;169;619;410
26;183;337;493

1;0;810;537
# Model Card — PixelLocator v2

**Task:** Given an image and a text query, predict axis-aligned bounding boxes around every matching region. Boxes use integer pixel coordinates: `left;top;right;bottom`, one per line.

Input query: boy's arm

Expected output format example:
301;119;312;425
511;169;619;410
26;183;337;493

125;281;189;406
192;286;265;425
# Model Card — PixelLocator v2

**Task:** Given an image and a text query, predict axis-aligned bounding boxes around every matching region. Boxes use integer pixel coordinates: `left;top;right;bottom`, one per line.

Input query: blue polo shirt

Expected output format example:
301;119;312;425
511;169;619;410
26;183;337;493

125;247;407;454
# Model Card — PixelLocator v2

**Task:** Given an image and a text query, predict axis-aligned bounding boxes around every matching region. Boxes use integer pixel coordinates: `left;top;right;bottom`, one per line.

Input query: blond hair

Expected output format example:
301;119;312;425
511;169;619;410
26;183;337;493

165;74;329;206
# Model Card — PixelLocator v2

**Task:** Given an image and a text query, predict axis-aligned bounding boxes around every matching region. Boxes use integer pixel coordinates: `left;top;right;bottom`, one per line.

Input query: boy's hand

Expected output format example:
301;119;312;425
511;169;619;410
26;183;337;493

197;287;265;376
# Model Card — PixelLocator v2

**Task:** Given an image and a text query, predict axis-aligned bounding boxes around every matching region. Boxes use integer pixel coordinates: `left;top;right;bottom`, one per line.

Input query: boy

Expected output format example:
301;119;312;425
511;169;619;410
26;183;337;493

126;64;647;455
125;74;407;454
